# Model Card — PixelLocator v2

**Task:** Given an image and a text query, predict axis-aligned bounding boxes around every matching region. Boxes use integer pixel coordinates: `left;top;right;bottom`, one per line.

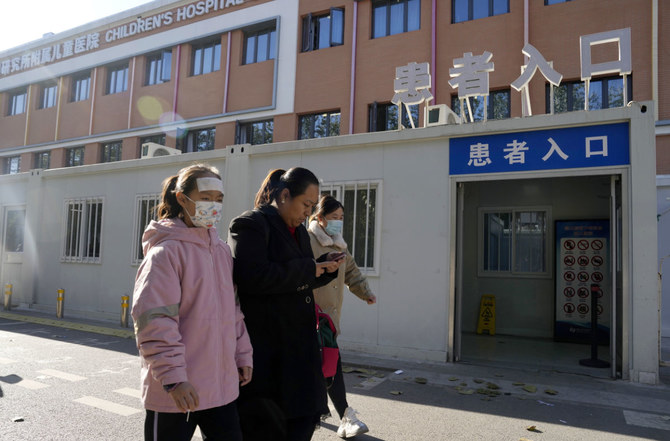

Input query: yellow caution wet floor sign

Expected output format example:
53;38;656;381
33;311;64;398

476;294;496;335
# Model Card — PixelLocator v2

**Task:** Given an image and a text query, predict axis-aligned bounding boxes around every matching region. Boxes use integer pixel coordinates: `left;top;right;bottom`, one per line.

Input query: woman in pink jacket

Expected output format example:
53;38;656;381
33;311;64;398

132;164;253;441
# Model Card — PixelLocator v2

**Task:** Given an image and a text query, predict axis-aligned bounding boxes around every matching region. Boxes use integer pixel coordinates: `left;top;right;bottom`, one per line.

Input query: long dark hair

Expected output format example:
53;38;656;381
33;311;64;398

157;163;221;219
254;167;319;208
310;195;343;222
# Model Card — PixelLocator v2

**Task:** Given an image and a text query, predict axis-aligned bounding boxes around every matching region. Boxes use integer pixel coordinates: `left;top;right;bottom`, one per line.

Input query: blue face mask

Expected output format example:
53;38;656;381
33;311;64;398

325;219;343;236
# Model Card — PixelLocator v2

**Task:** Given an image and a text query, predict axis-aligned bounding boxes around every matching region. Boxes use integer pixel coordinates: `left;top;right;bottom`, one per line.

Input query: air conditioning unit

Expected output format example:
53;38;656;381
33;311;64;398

141;143;182;159
425;104;459;127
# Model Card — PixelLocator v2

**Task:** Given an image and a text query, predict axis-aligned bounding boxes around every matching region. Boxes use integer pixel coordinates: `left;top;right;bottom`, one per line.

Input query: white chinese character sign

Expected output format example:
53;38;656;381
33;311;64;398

580;28;632;110
391;62;433;129
448;52;494;123
511;44;563;117
449;123;629;175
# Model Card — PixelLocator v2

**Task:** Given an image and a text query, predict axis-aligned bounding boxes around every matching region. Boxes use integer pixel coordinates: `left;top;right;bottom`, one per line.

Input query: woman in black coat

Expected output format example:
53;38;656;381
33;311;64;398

228;167;344;441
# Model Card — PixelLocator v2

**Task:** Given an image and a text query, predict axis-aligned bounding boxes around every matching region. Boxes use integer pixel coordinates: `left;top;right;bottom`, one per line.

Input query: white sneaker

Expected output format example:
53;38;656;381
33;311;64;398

337;407;369;439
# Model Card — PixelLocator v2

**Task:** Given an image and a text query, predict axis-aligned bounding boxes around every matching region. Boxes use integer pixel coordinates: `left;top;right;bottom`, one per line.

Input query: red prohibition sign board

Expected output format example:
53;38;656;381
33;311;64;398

577;256;590;266
564;303;576;313
592;272;604;282
564;256;576;266
564;287;575;297
564;271;576;282
591;239;604;251
577;240;590;250
591;255;604;267
564;240;576;250
577;271;590;282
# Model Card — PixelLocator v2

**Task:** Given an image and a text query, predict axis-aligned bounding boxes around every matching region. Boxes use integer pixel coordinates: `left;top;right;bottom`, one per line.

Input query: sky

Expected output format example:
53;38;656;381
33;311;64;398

0;0;154;52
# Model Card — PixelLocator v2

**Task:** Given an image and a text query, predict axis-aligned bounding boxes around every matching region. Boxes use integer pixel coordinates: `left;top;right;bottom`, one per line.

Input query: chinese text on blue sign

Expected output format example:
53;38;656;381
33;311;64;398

449;122;629;175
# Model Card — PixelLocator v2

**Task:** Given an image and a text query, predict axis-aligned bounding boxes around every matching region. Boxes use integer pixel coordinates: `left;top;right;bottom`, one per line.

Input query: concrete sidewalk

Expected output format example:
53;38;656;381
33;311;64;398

2;307;669;418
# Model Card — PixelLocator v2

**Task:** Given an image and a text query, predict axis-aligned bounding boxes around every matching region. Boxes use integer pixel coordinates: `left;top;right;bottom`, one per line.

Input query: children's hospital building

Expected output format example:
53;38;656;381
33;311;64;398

1;0;669;383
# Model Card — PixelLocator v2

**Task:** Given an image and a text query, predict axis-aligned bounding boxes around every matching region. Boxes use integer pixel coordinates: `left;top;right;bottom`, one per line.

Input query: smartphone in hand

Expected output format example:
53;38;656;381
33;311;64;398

327;251;346;262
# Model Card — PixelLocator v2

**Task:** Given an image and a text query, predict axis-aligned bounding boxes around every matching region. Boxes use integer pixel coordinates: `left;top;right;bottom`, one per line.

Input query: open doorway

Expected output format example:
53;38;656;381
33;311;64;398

453;174;623;378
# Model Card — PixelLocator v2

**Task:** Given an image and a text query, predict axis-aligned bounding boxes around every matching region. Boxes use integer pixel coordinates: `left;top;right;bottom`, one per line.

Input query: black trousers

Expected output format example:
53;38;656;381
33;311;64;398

327;356;349;419
144;401;242;441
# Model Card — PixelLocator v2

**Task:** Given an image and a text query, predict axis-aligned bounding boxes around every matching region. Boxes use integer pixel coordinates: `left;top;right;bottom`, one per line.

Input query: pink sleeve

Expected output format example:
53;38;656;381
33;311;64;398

131;246;188;386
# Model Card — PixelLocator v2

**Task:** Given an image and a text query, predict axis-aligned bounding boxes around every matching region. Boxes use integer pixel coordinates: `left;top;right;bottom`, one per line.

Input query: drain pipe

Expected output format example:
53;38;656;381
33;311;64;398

431;0;436;101
348;1;358;134
660;255;670;367
652;0;658;121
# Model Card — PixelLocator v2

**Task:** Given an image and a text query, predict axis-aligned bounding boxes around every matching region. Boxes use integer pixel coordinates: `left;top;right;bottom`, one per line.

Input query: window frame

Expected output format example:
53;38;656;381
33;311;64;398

65;146;85;167
477;206;552;279
4;156;21;175
106;62;129;95
191;39;222;76
546;75;633;114
451;89;511;122
369;101;419;131
39;82;58;109
243;24;277;65
61;197;104;264
302;8;345;52
177;127;216;153
298;110;341;140
8;88;27;116
372;0;421;39
71;71;91;102
101;141;122;163
236;119;274;145
145;49;172;86
132;193;161;265
452;0;510;24
34;151;50;169
140;134;167;147
320;180;383;275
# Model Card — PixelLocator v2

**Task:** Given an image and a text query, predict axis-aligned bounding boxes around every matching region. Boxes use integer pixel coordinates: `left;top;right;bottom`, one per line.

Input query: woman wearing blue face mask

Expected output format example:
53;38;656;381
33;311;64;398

307;195;376;439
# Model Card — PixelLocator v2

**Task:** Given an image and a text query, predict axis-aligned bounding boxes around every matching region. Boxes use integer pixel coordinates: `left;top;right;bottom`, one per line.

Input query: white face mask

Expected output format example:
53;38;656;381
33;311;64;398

184;195;222;228
325;219;343;236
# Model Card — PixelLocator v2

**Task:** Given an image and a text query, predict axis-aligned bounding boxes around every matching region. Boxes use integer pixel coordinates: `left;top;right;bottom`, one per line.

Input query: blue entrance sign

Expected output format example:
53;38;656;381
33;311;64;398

449;122;629;175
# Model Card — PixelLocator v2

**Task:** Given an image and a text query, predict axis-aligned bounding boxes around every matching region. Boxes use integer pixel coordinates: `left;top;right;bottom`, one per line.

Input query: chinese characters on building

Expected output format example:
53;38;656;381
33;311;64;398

391;28;632;125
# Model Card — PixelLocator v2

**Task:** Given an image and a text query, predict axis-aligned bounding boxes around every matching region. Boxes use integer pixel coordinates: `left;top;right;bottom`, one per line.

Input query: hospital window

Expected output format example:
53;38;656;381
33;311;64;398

132;194;161;265
547;75;632;113
299;111;340;139
61;197;104;264
480;208;550;276
192;39;221;76
302;8;344;52
106;62;129;95
101;141;122;163
369;102;418;131
39;83;58;109
451;89;511;122
34;151;50;169
372;0;420;38
243;25;277;65
236;119;273;145
66;147;85;167
453;0;509;23
177;127;216;152
8;89;27;116
4;156;21;175
140;134;166;147
321;181;381;273
4;209;25;253
145;50;172;85
71;71;91;102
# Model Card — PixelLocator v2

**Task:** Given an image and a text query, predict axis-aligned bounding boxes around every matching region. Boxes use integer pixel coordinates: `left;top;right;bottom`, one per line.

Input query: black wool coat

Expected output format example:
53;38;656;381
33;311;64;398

228;205;335;421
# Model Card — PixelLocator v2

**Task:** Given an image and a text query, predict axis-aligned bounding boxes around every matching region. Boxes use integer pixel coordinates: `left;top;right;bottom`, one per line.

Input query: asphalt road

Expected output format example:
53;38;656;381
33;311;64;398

1;316;669;441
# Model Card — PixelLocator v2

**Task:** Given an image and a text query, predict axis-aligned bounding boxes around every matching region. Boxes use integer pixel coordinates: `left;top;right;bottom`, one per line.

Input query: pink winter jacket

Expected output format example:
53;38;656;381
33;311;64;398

131;218;253;413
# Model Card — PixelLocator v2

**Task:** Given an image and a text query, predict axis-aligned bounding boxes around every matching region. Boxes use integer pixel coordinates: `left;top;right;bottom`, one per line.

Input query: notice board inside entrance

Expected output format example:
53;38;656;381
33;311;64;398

555;220;610;344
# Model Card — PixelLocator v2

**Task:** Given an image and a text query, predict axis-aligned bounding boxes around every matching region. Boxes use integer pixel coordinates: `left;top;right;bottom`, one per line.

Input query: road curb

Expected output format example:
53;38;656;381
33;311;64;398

0;311;134;339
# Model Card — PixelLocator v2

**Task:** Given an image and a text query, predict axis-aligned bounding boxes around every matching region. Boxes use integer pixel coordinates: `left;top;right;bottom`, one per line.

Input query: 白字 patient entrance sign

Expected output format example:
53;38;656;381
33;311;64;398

449;122;629;175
